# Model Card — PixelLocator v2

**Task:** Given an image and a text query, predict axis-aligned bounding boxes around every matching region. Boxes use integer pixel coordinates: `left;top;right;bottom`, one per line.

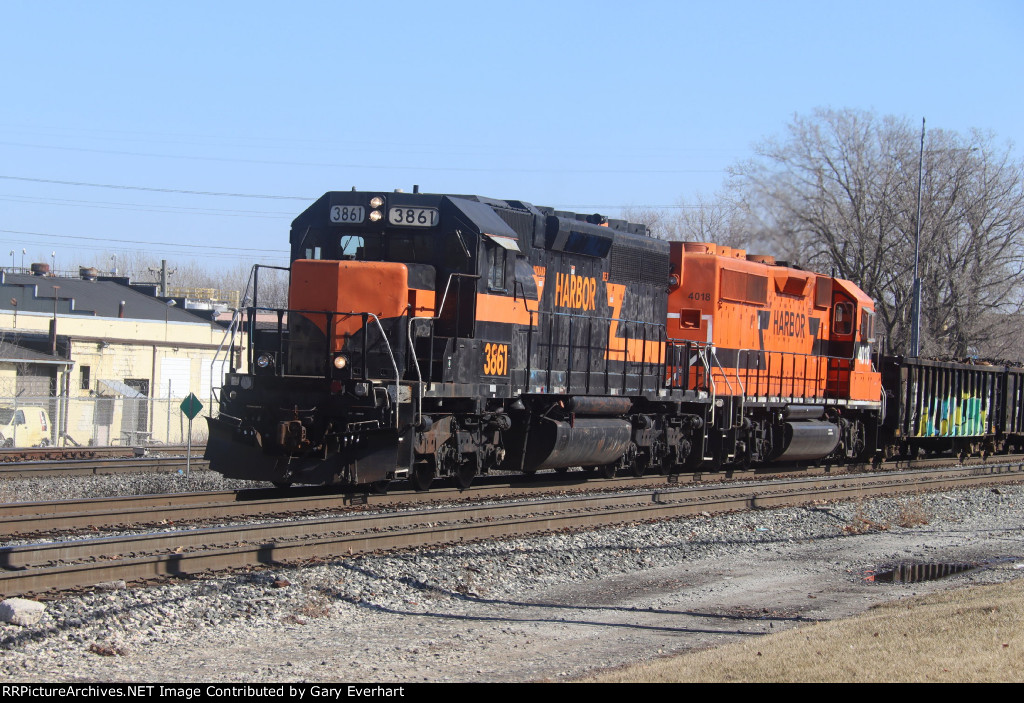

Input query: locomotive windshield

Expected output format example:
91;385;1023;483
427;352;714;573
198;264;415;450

293;228;472;269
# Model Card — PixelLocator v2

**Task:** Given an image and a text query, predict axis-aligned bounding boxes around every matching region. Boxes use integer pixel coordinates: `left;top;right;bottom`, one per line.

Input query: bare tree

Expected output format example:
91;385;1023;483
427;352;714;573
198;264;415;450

728;108;1024;359
619;193;755;248
675;192;758;250
617;205;683;240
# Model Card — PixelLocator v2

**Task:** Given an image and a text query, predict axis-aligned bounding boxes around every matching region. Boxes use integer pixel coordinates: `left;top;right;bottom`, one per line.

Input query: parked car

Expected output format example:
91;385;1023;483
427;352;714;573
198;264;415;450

0;407;53;447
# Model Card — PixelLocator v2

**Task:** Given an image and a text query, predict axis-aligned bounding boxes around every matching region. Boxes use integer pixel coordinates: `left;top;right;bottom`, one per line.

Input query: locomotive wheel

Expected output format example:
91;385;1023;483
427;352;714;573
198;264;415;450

412;464;434;491
597;463;617;479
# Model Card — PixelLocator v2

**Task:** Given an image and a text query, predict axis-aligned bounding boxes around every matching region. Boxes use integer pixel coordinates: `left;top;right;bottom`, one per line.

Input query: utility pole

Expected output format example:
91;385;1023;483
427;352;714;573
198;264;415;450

910;117;925;359
50;285;60;355
148;259;175;297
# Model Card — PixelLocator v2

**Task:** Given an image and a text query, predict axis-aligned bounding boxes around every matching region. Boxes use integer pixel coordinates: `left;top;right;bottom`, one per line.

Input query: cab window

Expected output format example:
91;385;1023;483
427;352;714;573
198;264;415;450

834;302;855;336
339;236;363;259
487;243;507;291
859;310;875;342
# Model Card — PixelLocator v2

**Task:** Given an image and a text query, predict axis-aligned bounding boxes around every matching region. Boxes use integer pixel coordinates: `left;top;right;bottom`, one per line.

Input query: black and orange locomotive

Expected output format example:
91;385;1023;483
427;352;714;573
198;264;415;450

206;190;1024;489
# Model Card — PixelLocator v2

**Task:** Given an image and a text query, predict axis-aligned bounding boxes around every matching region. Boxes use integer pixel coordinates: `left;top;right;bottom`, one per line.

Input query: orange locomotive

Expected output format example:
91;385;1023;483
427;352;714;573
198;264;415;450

206;190;884;490
665;242;882;467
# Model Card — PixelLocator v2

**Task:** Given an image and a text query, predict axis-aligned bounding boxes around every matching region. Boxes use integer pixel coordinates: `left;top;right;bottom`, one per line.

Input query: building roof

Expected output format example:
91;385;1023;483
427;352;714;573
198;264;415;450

0;272;212;324
98;379;146;397
0;340;72;366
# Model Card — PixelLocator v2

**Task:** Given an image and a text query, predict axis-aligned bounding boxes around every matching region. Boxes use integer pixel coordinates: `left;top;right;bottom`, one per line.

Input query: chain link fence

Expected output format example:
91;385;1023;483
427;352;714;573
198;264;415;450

0;394;211;448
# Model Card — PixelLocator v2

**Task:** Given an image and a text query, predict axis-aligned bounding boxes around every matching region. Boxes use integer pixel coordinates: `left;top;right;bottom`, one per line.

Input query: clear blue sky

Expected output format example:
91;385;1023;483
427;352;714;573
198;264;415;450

1;0;1021;272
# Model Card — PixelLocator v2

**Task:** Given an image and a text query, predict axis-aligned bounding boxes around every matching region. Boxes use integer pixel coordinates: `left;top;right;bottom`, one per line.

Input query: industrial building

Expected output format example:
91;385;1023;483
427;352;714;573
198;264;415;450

0;265;238;447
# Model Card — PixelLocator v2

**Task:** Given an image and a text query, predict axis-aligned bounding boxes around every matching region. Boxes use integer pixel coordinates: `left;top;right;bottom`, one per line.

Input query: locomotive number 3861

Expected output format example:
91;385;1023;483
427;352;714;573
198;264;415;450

483;343;509;376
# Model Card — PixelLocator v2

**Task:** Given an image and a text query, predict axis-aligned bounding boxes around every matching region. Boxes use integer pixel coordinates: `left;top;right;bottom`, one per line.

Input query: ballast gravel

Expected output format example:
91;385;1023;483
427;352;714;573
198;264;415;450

0;469;263;504
1;475;1023;682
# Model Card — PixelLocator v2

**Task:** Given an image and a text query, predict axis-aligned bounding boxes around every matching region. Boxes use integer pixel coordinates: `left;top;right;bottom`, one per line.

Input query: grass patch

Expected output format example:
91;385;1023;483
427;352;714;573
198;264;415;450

584;579;1024;682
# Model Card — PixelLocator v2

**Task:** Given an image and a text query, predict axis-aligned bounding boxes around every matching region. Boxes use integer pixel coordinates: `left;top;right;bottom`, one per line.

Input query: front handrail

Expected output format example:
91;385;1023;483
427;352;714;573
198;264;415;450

209;306;244;407
252;305;406;429
406;273;481;422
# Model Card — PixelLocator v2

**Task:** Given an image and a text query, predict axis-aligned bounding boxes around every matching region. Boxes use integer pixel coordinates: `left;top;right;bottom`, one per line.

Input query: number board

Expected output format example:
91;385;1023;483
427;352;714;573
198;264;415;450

330;205;366;224
483;343;509;376
388;207;439;227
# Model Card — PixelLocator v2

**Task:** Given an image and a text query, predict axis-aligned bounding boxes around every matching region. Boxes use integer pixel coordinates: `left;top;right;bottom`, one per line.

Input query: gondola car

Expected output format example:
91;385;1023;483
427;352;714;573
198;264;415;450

879;356;1024;459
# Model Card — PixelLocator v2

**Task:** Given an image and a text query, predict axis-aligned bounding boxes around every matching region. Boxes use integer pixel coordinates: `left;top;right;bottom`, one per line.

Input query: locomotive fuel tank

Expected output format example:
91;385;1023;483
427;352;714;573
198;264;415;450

523;417;633;472
773;420;842;462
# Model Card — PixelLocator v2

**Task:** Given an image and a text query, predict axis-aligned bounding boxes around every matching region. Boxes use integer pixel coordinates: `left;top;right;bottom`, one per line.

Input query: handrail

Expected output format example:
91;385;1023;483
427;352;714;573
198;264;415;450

684;345;880;406
209;307;244;409
406;273;481;423
363;312;401;430
529;310;666;395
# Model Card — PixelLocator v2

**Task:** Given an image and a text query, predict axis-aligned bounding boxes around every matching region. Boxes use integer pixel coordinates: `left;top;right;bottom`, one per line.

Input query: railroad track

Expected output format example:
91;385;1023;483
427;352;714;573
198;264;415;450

2;452;1016;536
0;453;208;479
0;444;204;463
0;472;743;536
2;460;1021;598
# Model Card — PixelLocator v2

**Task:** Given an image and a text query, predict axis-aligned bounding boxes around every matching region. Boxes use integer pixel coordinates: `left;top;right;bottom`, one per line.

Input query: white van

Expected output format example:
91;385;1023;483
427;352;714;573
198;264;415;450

0;407;53;447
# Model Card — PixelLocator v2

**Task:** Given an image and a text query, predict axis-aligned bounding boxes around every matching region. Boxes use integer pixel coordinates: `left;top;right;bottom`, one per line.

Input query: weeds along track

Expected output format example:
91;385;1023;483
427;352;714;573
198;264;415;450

1;461;1022;598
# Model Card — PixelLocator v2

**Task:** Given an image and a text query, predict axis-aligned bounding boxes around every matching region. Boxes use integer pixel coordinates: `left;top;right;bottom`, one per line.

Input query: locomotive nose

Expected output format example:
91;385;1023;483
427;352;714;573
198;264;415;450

285;260;417;378
289;259;413;352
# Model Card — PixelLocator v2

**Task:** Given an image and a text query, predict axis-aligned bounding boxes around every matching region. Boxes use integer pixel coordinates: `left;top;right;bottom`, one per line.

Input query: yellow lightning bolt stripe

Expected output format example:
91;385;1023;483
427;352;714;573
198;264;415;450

604;282;664;363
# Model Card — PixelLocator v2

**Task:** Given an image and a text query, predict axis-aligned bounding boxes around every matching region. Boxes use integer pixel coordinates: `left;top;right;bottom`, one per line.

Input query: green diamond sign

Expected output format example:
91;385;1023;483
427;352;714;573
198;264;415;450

180;393;203;420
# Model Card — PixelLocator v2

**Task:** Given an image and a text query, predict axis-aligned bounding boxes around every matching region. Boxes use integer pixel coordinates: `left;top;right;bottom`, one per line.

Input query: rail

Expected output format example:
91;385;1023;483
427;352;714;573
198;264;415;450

4;462;1021;597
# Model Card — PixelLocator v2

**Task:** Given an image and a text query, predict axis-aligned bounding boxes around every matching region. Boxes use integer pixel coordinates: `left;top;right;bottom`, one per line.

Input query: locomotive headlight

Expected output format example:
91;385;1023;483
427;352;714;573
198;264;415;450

369;210;383;222
333;354;349;370
256;352;274;369
369;196;384;208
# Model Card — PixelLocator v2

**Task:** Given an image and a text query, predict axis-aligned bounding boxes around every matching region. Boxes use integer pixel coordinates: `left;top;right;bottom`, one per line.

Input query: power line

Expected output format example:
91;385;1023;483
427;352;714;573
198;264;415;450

0;142;728;175
1;174;718;213
0;228;289;254
0;194;293;218
0;175;311;200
